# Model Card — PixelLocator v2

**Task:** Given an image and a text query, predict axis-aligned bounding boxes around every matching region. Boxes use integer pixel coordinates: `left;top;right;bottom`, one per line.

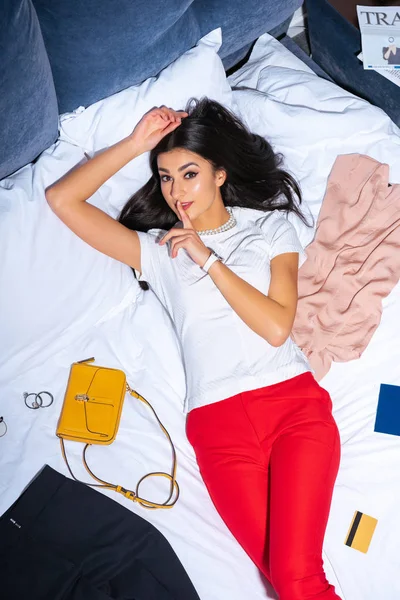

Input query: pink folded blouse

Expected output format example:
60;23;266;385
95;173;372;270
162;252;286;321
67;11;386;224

292;153;400;380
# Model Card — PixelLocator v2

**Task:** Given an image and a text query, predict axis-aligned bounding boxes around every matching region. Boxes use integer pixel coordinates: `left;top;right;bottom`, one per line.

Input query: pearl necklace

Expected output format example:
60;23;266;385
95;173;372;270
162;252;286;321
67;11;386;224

197;207;237;236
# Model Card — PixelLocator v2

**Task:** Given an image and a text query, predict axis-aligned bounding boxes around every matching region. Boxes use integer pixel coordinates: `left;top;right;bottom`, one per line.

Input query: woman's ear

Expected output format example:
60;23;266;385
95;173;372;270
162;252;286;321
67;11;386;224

215;169;227;187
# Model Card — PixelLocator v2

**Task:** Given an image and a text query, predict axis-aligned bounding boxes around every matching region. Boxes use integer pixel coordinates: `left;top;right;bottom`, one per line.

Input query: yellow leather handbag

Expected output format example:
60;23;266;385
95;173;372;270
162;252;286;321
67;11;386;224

56;357;179;509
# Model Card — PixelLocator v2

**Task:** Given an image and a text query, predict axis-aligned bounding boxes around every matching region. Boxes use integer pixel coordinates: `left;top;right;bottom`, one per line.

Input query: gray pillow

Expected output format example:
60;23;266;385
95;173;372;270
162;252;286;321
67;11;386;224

0;0;58;180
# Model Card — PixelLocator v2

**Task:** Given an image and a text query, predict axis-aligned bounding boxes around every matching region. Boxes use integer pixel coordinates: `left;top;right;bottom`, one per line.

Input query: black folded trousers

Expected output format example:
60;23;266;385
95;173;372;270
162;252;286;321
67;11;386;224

0;465;200;600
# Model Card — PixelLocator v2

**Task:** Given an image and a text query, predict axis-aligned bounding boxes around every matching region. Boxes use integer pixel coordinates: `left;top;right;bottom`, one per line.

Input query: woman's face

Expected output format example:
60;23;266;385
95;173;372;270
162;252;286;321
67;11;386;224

157;149;226;222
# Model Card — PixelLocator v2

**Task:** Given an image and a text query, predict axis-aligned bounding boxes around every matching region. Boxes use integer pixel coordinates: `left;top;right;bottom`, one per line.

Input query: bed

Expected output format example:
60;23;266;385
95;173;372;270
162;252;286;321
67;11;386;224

1;27;400;600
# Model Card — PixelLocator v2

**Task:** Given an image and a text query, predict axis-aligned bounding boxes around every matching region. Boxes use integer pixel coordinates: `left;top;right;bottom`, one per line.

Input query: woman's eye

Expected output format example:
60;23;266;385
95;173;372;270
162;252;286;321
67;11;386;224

160;172;197;182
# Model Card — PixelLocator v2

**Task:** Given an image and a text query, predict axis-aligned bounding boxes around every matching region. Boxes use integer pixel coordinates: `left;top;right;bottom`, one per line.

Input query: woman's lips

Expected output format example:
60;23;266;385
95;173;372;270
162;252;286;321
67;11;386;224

180;202;193;210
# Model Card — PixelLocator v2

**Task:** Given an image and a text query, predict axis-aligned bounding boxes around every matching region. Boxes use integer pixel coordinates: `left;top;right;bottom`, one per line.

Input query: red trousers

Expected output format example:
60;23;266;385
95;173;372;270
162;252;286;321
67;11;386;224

186;372;341;600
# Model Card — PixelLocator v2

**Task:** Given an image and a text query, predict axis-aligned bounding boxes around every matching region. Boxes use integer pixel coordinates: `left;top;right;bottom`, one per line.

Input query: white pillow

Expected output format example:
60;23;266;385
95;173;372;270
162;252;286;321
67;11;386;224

0;29;232;383
0;141;140;383
228;34;400;247
59;28;233;215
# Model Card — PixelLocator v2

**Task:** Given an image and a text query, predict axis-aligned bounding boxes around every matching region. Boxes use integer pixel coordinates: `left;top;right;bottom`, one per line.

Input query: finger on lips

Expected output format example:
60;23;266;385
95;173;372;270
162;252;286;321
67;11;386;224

158;203;193;245
177;201;192;226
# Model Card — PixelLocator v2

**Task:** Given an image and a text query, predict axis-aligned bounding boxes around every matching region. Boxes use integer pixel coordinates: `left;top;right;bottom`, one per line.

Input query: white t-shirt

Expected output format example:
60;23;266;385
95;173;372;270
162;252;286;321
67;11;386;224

137;206;311;413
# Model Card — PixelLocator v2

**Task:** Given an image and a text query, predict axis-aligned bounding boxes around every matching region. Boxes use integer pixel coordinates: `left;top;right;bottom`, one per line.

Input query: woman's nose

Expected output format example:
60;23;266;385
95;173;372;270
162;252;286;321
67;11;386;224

170;180;185;200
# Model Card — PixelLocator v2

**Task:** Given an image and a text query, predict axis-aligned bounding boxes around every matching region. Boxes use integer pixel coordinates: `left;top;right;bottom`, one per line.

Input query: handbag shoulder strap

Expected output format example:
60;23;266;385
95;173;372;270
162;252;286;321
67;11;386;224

60;384;179;509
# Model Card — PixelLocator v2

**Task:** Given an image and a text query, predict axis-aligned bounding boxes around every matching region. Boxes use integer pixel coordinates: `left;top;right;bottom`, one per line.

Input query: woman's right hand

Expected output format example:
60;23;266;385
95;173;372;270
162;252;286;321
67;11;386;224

129;106;188;154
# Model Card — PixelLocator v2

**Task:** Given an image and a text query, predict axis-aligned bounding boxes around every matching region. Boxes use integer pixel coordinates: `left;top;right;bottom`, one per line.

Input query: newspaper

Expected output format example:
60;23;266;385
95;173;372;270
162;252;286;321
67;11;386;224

358;52;400;87
357;5;400;69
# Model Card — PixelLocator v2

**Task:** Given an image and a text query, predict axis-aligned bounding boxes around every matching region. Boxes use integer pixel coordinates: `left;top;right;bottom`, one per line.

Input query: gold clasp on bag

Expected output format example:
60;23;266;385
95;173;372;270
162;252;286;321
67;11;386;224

75;394;89;402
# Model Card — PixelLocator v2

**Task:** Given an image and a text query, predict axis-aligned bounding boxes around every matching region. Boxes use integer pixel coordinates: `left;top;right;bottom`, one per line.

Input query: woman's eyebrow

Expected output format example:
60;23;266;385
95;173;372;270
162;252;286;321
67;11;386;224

158;162;199;173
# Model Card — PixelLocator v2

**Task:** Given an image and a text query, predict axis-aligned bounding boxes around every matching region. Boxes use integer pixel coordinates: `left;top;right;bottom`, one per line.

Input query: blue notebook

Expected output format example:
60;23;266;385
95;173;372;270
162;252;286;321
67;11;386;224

374;384;400;437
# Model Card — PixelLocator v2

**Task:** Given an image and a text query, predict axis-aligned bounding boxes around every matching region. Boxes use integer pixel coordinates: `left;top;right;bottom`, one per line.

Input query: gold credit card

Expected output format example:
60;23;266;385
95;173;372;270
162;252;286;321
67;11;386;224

345;511;378;553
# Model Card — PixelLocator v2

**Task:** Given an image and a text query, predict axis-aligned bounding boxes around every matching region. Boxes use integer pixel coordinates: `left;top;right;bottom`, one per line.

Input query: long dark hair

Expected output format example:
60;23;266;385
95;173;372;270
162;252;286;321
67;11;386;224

119;97;308;289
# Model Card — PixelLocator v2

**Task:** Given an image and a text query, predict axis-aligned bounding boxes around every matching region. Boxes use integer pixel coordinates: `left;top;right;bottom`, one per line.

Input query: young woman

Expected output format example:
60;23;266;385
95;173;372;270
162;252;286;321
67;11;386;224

46;98;341;600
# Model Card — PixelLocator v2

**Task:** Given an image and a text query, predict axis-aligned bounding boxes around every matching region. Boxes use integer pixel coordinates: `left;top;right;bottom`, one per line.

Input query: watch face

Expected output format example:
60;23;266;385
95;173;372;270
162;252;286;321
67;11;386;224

207;248;224;262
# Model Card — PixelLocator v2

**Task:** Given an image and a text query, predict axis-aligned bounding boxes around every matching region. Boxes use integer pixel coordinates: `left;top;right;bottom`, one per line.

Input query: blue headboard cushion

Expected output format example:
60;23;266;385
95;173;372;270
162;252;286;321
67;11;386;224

1;0;302;180
32;0;302;114
0;0;58;180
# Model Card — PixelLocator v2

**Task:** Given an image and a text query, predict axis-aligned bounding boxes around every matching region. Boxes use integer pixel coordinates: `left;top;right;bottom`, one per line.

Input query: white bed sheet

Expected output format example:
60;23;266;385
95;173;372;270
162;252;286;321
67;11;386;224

1;32;400;600
228;35;400;600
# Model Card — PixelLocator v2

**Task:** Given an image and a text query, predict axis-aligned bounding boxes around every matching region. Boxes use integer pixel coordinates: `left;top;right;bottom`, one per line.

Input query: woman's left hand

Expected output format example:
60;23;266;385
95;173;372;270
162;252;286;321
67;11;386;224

159;202;211;268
